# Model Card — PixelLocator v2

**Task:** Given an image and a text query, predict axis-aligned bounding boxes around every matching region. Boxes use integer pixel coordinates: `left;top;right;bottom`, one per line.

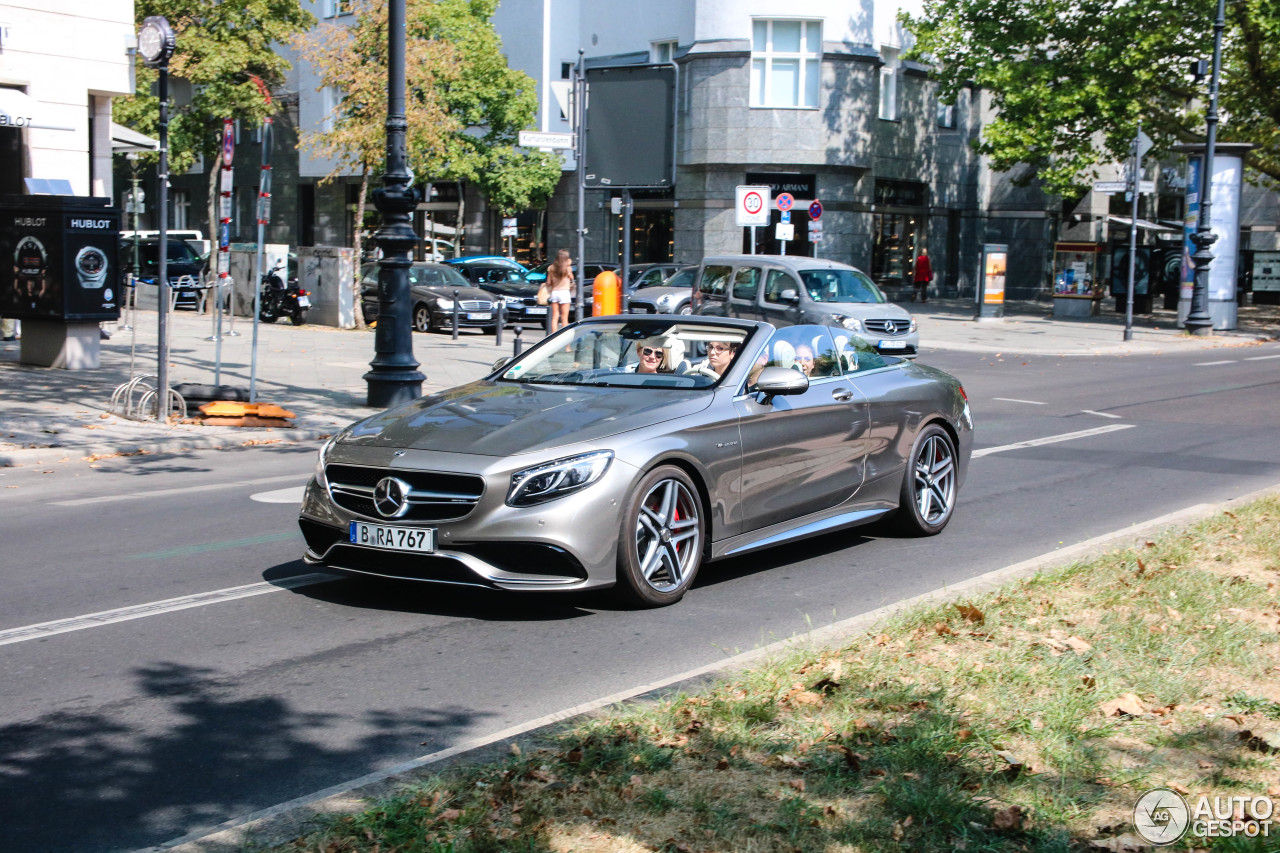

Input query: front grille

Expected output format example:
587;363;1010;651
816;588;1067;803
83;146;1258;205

326;464;485;521
321;544;485;586
458;300;493;312
864;318;910;336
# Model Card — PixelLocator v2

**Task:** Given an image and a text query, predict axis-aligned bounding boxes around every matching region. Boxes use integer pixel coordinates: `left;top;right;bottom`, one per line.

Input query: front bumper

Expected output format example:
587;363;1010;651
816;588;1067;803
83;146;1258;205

298;449;640;592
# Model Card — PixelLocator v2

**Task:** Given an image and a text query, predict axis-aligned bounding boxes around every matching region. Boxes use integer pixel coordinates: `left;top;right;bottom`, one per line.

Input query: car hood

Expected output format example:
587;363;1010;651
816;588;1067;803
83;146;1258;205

631;286;688;301
339;380;714;456
412;284;493;301
821;301;911;318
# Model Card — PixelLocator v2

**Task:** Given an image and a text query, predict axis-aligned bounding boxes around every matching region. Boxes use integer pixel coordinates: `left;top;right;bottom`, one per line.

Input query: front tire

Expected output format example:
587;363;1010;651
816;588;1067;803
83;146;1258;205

894;423;957;536
616;466;705;607
676;302;693;315
413;303;431;332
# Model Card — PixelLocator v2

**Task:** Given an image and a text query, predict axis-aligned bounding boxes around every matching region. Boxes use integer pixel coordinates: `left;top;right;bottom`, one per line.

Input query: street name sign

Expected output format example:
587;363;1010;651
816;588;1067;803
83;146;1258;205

518;130;575;150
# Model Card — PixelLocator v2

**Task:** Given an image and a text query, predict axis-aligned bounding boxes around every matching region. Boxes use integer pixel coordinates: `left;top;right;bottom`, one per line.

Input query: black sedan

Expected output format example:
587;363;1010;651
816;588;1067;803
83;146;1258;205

359;263;497;333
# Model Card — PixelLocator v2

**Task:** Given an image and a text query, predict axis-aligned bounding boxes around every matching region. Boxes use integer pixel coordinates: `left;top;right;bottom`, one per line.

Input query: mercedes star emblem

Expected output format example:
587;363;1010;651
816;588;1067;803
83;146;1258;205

373;477;411;518
883;321;897;334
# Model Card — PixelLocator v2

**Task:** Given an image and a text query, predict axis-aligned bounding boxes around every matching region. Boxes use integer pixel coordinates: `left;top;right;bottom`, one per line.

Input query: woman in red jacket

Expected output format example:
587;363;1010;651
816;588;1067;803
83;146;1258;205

912;249;933;303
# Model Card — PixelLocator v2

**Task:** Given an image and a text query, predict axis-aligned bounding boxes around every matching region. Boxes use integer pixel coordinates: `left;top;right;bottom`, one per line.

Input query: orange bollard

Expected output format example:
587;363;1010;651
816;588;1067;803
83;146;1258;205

592;269;621;316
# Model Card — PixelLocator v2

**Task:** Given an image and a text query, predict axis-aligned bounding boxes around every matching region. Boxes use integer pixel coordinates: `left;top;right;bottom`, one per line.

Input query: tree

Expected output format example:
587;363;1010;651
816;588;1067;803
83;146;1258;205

901;0;1280;197
114;0;315;244
292;0;459;328
403;0;562;245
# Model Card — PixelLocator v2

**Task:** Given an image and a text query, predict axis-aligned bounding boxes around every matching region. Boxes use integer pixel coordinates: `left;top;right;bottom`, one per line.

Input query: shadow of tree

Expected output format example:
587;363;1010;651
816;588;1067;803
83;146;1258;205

0;661;496;853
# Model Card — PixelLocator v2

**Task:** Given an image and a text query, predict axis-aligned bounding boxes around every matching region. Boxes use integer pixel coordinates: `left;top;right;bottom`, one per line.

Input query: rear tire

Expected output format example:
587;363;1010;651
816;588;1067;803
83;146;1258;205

894;423;957;536
615;466;705;608
290;308;307;326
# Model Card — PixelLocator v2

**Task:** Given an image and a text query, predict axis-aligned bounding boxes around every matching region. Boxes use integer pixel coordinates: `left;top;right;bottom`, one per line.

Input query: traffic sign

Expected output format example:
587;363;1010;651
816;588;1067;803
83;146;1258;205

518;130;575;149
222;119;234;168
809;200;823;220
776;192;794;212
735;185;771;227
776;222;794;241
1093;180;1156;194
780;210;791;224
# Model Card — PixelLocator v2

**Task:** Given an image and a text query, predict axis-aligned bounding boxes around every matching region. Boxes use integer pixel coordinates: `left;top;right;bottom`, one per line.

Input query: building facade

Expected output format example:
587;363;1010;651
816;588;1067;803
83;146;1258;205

0;1;137;199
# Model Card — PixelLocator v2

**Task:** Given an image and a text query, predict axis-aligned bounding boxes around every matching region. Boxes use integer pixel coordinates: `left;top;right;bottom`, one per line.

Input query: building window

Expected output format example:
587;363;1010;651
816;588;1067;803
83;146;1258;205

937;99;957;129
172;190;190;230
324;0;352;17
879;47;900;121
651;40;678;64
321;86;340;133
751;19;821;109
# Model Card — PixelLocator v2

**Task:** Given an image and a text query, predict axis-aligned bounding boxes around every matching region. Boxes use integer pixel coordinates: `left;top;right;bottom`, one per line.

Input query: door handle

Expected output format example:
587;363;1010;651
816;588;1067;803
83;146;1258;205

832;388;853;402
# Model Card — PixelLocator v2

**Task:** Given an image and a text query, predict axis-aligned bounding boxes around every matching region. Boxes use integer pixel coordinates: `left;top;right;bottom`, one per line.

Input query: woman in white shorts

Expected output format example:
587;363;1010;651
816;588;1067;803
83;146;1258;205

546;249;574;332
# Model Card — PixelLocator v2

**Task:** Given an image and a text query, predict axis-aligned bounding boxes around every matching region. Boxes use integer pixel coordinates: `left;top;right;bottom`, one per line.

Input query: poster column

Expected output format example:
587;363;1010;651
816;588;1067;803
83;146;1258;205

975;243;1007;320
1176;143;1252;330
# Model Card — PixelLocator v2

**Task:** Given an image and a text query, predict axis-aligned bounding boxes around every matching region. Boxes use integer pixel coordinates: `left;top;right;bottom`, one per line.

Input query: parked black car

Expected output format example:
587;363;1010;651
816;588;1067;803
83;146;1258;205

119;237;208;310
359;263;497;333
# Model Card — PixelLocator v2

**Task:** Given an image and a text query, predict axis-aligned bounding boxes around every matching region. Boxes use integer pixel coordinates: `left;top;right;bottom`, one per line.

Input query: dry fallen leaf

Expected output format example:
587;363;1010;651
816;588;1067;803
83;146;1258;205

1100;693;1146;717
991;804;1025;832
1064;636;1093;653
955;603;985;624
1089;834;1154;851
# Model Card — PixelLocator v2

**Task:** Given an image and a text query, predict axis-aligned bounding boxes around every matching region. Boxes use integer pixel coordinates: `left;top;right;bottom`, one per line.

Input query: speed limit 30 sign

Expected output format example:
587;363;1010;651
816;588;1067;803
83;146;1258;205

735;185;771;227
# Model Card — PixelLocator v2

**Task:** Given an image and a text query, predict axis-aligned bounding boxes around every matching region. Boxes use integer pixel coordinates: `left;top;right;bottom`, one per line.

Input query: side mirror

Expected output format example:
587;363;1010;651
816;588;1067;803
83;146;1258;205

750;366;809;400
779;288;800;305
491;356;513;373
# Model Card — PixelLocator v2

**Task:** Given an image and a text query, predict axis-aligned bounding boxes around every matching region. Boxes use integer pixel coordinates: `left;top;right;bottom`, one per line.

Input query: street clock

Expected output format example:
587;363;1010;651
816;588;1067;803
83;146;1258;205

138;16;176;68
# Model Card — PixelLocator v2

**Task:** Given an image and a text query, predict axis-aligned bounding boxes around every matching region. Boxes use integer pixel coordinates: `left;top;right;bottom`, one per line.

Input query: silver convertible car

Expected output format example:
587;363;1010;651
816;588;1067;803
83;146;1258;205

298;316;973;607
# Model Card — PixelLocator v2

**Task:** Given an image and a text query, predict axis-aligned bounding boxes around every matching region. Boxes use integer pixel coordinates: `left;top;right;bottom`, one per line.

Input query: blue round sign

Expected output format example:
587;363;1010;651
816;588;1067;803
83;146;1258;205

809;200;823;220
776;192;794;212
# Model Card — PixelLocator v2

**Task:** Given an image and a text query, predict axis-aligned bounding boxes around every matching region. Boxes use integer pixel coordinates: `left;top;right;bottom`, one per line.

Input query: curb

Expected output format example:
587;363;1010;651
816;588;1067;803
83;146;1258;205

0;425;340;468
136;479;1280;853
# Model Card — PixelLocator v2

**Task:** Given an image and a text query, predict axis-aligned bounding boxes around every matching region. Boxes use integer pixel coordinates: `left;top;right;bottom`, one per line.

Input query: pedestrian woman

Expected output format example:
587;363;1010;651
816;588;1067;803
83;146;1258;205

546;249;575;332
912;249;933;303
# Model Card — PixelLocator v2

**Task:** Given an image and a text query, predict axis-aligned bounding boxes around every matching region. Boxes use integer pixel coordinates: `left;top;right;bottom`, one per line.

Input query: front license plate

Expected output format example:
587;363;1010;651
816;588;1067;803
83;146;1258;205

878;339;907;349
297;295;311;307
350;521;436;553
527;306;547;315
467;312;492;320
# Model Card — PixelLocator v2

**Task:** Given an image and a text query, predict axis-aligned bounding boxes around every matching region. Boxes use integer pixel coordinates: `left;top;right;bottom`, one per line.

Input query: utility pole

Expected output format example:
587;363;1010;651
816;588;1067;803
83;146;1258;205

1186;0;1226;337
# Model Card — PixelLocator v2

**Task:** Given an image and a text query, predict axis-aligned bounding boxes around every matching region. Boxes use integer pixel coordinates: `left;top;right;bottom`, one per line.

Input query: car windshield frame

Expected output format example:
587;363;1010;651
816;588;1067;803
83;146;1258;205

798;268;886;304
494;320;756;391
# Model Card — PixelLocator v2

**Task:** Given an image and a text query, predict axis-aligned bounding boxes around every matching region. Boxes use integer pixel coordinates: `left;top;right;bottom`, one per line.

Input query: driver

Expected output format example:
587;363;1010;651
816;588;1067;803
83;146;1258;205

691;340;739;378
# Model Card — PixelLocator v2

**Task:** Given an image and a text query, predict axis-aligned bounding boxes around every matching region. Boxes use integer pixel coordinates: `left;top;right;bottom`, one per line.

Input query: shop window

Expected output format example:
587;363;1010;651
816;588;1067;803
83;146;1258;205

750;19;821;109
871;212;921;286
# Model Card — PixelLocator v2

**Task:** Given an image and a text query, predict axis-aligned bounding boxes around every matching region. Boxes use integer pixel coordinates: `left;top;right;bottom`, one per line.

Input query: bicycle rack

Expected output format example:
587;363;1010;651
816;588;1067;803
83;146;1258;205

109;374;187;422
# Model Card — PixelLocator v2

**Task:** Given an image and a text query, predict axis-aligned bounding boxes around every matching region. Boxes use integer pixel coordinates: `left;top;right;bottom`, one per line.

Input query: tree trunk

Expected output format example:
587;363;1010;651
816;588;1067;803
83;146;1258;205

352;166;369;330
206;157;219;288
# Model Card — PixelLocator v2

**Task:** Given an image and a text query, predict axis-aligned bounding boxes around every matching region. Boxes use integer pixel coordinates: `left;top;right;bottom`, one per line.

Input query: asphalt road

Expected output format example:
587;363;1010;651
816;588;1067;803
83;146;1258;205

1;342;1279;853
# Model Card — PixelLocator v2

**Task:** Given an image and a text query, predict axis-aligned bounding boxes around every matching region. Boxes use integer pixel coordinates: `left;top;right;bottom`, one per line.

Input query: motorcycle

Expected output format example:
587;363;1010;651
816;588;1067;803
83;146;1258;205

258;261;311;325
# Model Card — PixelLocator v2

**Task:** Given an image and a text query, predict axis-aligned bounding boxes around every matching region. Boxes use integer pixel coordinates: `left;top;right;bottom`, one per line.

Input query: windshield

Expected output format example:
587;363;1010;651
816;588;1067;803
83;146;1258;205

409;265;471;288
799;268;885;304
497;321;752;390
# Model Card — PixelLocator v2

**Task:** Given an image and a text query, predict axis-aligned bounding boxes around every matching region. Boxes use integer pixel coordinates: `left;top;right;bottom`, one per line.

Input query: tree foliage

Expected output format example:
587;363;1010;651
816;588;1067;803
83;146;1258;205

902;0;1280;196
114;0;315;174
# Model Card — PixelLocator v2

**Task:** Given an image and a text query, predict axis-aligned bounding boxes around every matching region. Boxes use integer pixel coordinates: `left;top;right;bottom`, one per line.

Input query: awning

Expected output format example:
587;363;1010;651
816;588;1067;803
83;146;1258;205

0;88;76;131
1106;215;1178;233
111;121;159;153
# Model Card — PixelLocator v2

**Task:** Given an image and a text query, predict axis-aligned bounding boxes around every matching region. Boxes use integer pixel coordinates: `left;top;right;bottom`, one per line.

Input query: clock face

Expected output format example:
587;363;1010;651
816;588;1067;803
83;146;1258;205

139;24;164;61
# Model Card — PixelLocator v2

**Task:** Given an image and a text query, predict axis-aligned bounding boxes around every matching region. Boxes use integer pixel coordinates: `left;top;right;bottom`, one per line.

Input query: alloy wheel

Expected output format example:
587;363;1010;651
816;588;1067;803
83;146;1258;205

632;476;701;594
912;433;956;525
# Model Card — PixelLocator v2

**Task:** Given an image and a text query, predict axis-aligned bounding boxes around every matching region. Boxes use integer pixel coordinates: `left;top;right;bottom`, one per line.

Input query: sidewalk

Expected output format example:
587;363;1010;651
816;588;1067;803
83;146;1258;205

1;298;1275;467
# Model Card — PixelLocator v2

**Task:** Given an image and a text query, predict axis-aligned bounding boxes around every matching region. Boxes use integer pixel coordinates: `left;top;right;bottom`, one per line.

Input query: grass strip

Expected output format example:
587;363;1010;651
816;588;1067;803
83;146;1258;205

262;497;1280;852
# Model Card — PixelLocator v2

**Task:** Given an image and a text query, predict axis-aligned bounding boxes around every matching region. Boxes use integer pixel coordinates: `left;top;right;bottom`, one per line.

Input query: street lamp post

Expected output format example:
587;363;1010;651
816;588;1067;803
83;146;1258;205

364;0;424;407
137;16;176;416
1185;0;1226;337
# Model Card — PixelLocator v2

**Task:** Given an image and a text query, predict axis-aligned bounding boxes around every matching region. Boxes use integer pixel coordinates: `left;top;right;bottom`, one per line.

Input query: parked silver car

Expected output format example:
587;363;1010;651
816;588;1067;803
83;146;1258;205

628;264;698;315
298;316;971;607
693;254;919;356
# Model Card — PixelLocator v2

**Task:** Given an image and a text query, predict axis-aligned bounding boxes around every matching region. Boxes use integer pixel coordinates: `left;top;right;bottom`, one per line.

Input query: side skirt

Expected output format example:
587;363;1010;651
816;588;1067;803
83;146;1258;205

711;501;896;561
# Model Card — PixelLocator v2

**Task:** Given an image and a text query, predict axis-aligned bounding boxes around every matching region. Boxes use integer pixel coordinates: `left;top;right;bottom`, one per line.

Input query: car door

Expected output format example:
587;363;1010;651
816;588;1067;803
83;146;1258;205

836;334;911;487
733;326;869;532
729;265;763;322
759;267;804;328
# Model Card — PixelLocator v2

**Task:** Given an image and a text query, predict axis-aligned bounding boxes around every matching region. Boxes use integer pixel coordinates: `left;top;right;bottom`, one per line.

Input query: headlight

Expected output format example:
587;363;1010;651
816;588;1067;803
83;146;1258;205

834;315;863;333
507;451;614;507
656;293;676;306
436;297;454;309
313;433;340;491
909;317;917;333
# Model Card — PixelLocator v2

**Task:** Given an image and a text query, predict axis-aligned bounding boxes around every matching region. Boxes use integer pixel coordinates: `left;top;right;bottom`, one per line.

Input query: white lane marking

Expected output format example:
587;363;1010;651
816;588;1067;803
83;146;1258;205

1081;410;1122;419
0;573;336;647
973;423;1135;458
52;474;303;507
993;397;1046;405
251;486;307;504
1244;354;1280;361
1194;360;1237;366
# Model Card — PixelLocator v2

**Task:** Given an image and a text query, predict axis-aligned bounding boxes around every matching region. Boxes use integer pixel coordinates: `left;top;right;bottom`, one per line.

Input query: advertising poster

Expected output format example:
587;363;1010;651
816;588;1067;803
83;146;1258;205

0;212;62;320
1181;153;1244;302
1251;251;1280;294
62;211;120;321
982;245;1007;304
